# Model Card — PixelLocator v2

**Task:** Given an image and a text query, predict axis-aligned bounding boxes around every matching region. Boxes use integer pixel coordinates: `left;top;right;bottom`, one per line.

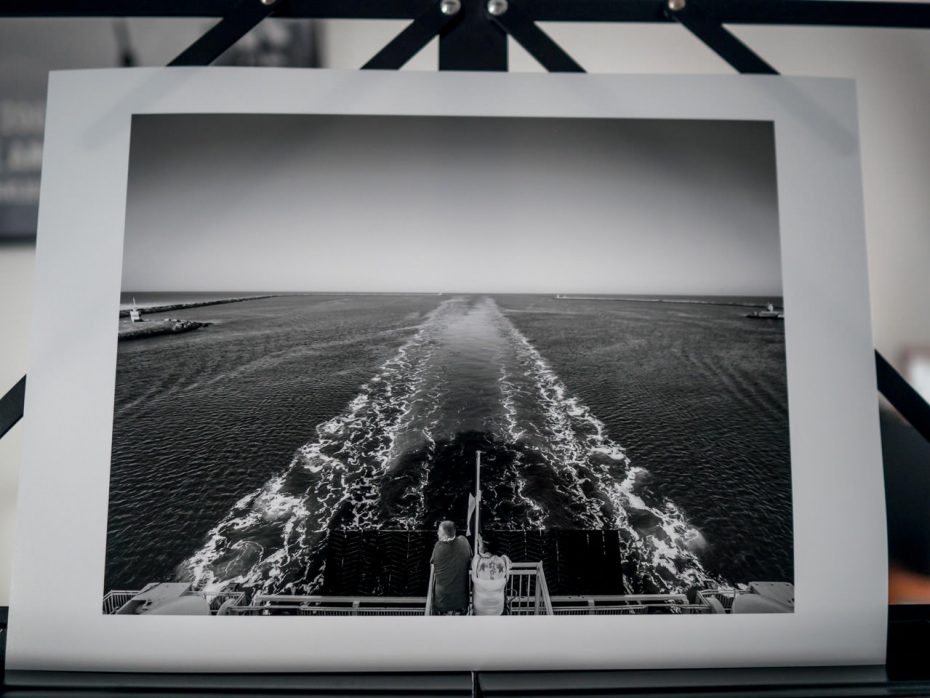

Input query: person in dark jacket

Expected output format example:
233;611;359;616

430;520;472;615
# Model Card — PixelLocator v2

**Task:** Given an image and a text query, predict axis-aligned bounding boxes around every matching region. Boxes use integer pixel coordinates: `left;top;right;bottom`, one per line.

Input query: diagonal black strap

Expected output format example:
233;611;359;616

170;0;281;66
877;351;930;446
363;1;462;70
667;0;777;74
1;0;929;26
0;3;282;445
488;1;583;72
1;0;927;458
0;375;26;440
700;0;930;29
521;0;930;27
663;0;930;442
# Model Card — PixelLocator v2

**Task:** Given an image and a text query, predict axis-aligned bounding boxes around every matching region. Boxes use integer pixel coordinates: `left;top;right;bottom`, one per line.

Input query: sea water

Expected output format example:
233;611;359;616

106;294;791;596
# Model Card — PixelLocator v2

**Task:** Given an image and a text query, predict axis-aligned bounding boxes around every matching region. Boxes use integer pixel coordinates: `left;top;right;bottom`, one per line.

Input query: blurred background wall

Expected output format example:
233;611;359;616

0;14;928;605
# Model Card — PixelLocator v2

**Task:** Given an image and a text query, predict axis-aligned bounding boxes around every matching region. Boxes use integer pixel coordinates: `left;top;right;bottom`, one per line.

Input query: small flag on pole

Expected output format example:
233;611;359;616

466;493;477;536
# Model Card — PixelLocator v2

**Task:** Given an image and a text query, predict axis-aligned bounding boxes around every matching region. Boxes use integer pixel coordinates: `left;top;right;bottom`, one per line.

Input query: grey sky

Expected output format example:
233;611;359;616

122;114;781;295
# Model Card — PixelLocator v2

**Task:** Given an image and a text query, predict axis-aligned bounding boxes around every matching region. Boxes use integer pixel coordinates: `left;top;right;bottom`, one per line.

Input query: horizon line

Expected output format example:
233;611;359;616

121;290;785;297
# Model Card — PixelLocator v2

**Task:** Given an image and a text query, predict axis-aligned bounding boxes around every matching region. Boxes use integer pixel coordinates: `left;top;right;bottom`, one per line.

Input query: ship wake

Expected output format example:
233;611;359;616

177;296;715;595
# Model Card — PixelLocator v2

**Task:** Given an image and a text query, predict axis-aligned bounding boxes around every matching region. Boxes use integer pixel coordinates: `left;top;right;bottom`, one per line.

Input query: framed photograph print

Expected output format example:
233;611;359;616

8;69;886;672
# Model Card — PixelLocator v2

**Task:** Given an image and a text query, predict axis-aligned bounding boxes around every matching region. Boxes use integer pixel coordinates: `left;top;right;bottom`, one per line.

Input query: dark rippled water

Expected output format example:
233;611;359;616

106;293;791;597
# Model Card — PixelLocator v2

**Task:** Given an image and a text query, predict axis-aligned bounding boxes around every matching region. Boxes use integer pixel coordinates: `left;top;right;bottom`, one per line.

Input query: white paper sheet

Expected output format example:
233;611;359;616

8;69;885;672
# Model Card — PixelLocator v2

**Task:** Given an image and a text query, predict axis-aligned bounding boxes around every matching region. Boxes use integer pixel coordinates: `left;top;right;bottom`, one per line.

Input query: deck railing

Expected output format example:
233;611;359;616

534;561;554;614
204;590;247;613
696;588;739;611
231;594;428;616
506;561;553;615
425;564;435;616
104;583;744;616
102;588;247;615
549;593;707;615
102;590;137;614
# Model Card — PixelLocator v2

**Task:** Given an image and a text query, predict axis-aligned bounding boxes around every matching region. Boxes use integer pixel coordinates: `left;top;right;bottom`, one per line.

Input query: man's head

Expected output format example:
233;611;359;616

437;520;456;542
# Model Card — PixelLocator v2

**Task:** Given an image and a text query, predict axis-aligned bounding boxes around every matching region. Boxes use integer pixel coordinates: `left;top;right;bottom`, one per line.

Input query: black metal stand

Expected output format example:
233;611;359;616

2;1;930;694
5;664;927;697
0;0;929;442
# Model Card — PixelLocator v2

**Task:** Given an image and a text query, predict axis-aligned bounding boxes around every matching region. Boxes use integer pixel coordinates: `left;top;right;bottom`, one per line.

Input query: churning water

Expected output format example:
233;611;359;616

107;294;792;597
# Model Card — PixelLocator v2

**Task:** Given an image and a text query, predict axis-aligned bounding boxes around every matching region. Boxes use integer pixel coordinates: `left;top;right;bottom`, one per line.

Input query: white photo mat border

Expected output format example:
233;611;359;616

8;68;886;672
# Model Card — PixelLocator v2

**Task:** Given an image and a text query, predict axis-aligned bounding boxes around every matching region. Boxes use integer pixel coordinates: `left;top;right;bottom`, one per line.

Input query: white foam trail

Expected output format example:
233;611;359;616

181;296;717;596
178;300;458;593
494;300;715;592
497;364;547;528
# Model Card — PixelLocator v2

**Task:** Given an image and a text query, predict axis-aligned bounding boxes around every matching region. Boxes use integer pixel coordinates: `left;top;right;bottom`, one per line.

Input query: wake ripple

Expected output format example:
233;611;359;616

178;301;453;594
179;296;716;595
495;304;713;592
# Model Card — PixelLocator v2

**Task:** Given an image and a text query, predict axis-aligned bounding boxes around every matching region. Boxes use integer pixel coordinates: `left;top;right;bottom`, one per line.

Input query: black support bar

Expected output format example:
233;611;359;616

0;0;431;19
670;0;930;28
0;375;26;440
439;0;507;70
363;1;460;70
660;1;930;441
489;1;584;73
2;0;930;458
169;0;279;66
2;0;929;27
525;0;930;26
667;0;778;74
877;351;930;447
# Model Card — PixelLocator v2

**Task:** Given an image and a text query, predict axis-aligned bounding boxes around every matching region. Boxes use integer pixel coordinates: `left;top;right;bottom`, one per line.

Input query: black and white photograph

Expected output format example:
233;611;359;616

103;113;793;618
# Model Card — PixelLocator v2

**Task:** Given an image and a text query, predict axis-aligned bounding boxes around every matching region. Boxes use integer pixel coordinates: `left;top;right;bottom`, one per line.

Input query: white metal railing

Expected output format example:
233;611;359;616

101;588;246;615
506;562;553;615
696;588;739;611
204;590;247;613
532;561;554;615
547;591;747;615
550;593;699;615
104;584;753;616
231;594;428;616
425;564;435;616
102;590;138;614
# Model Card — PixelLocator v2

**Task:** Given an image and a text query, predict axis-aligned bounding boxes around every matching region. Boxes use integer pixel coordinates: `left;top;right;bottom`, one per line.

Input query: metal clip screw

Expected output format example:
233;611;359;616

440;0;461;15
487;0;509;16
667;0;686;11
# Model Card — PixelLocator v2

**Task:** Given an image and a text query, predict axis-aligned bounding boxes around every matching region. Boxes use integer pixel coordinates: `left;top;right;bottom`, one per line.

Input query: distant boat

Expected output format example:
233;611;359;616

746;303;784;320
129;298;142;323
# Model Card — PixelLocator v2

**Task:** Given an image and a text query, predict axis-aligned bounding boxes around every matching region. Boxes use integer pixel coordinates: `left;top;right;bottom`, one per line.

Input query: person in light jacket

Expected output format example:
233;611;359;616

471;537;511;616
